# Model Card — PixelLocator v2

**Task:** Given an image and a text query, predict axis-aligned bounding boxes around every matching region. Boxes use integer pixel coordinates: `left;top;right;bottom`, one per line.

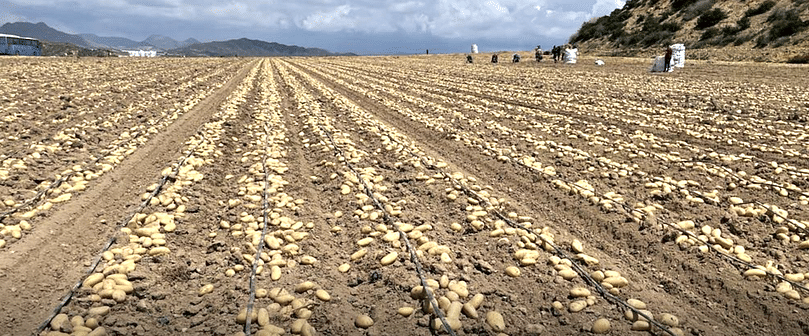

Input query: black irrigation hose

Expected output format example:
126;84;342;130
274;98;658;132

481;138;809;296
316;124;458;336
403;151;678;336
34;131;208;336
0;113;173;224
244;121;275;335
1;61;246;225
0;174;71;223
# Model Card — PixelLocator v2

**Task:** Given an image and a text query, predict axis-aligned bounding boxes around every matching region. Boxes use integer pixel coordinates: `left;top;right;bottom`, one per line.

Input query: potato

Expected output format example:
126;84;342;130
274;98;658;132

381;251;398;266
569;300;587;312
504;266;521;277
592;318;611;334
87;306;110;317
355;314;374;328
315;289;331;302
83;273;105;288
50;314;69;331
569;287;590;298
632;320;651;331
295;281;316;293
351;249;368;261
398;307;415;317
558;269;577;280
627;299;646;309
485;311;505;332
659;313;679;327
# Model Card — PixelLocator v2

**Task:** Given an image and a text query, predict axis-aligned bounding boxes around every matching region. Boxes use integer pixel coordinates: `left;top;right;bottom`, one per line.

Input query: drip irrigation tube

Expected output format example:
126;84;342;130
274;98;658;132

317;124;458;336
34;131;208;336
244;122;275;335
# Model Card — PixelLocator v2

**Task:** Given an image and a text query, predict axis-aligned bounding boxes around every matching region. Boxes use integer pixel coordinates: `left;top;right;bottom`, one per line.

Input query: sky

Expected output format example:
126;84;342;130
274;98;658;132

0;0;626;55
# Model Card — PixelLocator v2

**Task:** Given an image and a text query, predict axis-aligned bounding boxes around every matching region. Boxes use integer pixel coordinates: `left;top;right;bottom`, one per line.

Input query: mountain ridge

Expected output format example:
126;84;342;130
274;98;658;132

167;38;355;57
0;21;350;57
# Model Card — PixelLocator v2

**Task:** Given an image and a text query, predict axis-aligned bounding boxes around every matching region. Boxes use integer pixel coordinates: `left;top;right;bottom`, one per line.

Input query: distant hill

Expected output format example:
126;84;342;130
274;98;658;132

40;40;119;57
79;34;143;49
570;0;809;51
0;21;352;57
0;22;89;47
167;38;355;57
143;35;199;50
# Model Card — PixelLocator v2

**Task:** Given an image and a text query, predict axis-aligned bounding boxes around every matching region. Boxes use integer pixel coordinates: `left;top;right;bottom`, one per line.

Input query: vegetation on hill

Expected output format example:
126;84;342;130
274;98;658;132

570;0;809;50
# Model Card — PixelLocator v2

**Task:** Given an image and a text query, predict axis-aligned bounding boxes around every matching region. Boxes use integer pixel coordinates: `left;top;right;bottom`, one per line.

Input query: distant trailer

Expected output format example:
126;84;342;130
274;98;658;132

0;34;42;56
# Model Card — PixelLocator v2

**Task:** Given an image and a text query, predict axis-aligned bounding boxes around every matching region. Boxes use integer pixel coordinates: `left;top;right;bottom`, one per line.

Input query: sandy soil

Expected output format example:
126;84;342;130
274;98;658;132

0;55;808;336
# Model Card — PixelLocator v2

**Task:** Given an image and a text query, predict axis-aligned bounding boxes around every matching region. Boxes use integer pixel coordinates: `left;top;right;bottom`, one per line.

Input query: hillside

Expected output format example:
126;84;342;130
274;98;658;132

570;0;809;61
0;22;90;47
167;38;355;57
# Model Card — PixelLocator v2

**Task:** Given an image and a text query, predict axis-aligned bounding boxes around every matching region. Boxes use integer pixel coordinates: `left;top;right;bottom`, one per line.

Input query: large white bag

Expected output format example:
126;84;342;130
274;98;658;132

649;56;670;72
564;48;578;64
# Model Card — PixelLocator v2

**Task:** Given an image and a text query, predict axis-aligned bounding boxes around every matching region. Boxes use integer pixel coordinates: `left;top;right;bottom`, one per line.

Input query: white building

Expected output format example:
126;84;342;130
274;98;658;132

125;50;158;57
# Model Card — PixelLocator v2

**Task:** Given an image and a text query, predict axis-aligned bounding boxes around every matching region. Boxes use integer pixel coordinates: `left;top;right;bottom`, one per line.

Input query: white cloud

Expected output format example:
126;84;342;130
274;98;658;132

0;0;628;53
591;0;625;17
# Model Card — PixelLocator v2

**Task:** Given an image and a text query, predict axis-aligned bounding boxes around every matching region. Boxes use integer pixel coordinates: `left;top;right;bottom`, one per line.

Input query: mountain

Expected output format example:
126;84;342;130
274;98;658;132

182;38;201;47
0;21;351;57
79;34;143;49
167;38;355;57
0;22;89;47
570;0;809;51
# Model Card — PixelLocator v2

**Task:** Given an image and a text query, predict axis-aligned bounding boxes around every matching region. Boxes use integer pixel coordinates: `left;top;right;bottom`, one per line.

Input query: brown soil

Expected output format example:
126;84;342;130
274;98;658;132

0;55;808;336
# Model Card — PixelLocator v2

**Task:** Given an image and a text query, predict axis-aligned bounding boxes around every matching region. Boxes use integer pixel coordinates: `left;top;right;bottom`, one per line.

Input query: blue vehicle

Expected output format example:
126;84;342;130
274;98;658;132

0;34;42;56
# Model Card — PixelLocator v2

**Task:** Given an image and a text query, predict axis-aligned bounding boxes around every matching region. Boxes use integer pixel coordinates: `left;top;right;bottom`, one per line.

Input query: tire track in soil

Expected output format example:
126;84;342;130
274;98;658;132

285;60;803;336
0;60;258;336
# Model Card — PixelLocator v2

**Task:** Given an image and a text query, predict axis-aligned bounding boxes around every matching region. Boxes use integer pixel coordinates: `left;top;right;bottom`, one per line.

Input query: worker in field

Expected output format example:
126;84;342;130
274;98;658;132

535;46;543;62
664;46;673;72
552;45;559;63
466;54;473;63
512;53;520;63
491;53;498;64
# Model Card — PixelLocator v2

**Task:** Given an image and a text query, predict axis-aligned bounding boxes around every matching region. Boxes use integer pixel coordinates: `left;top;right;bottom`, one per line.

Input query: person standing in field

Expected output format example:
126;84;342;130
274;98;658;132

491;54;498;64
664;46;673;72
535;46;543;62
552;46;560;63
466;54;473;63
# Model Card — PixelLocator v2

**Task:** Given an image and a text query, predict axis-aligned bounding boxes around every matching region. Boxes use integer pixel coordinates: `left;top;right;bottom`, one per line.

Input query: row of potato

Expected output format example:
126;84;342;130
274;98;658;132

41;61;262;336
341;59;809;292
281;59;687;335
0;60;247;250
283;59;520;334
303;58;809;303
382;56;809;160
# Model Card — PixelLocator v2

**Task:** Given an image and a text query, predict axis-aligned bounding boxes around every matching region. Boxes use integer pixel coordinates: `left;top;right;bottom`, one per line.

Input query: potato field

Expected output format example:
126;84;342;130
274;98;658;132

1;55;809;336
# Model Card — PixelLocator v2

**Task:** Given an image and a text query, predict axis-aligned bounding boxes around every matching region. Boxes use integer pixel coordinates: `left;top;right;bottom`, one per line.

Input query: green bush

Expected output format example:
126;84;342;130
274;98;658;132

700;27;720;40
734;34;754;46
736;17;750;31
744;1;776;17
696;8;727;29
767;8;807;38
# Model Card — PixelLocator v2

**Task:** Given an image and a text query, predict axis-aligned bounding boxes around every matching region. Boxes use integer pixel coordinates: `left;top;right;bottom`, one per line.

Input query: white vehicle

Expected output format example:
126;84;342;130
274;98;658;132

0;34;42;56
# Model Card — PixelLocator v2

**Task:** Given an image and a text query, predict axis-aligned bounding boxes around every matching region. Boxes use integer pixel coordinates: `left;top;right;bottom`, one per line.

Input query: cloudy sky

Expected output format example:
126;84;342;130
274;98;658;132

0;0;625;54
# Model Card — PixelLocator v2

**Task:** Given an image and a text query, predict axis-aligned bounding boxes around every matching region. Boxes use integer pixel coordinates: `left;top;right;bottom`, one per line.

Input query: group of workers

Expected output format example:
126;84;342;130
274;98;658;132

465;44;577;64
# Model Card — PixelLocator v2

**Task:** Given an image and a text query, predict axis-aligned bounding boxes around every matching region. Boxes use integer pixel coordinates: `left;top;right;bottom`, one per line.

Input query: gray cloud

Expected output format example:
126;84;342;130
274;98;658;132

0;0;624;54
